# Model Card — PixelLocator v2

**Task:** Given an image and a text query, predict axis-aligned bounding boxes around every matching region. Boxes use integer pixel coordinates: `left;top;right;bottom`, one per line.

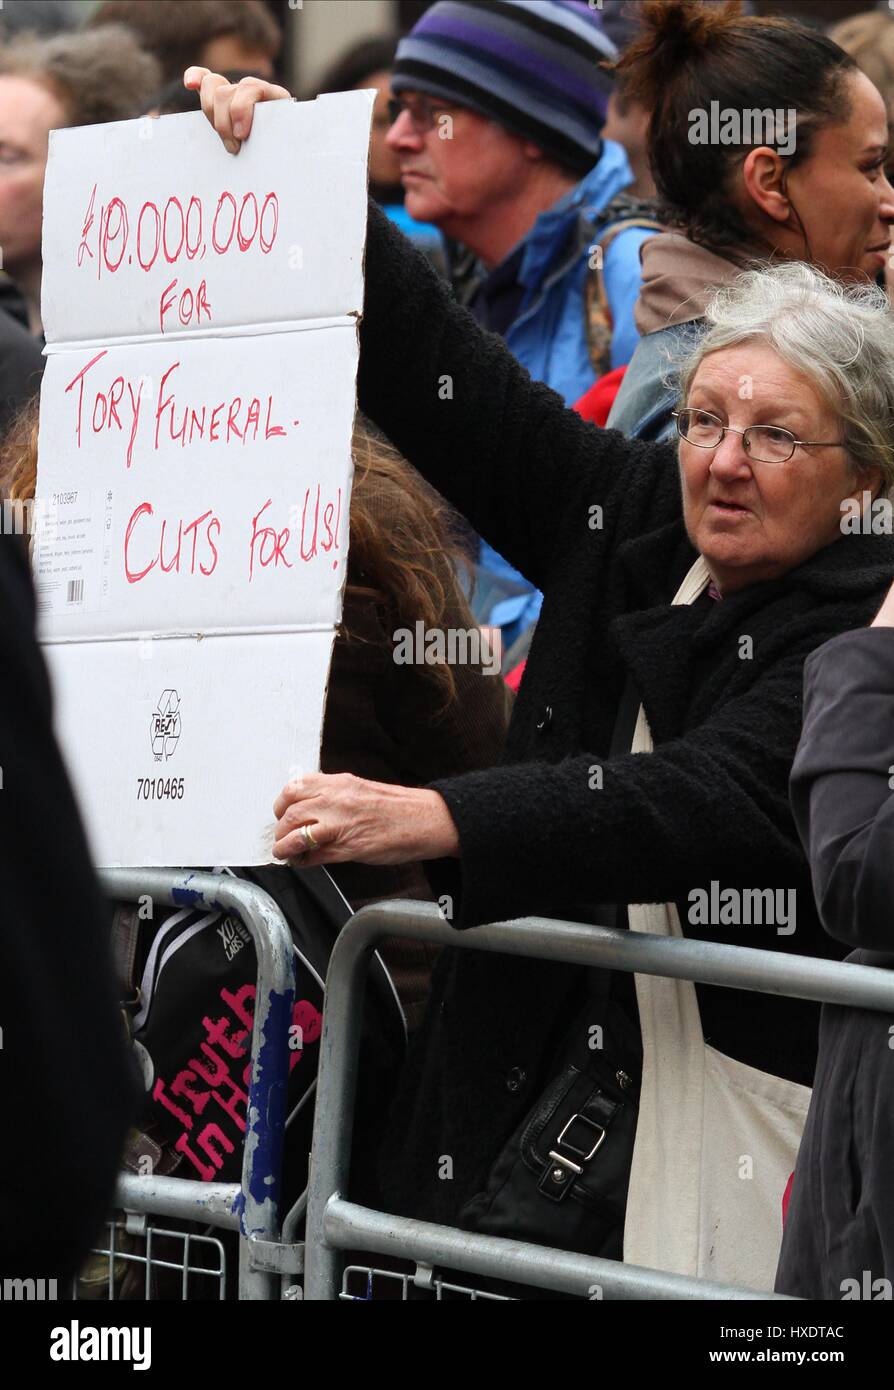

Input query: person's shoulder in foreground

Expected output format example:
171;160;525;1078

791;596;894;953
0;529;136;1279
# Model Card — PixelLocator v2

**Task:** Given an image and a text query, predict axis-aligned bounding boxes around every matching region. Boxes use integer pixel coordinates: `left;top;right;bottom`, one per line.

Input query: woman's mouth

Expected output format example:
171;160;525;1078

709;500;752;520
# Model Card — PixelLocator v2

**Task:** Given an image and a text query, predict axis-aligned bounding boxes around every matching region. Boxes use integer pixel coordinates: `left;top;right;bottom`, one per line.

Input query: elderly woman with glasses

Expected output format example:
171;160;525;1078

292;243;894;1291
196;75;894;1292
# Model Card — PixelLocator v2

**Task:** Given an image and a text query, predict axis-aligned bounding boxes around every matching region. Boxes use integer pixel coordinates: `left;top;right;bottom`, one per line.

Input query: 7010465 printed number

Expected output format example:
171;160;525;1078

137;777;185;801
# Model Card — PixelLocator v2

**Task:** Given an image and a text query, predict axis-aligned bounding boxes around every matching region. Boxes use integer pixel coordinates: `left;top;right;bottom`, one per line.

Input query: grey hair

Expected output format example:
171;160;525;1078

678;262;894;492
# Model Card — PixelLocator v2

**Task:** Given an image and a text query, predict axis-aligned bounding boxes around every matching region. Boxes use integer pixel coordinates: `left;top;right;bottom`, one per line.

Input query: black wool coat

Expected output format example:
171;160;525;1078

356;205;894;1228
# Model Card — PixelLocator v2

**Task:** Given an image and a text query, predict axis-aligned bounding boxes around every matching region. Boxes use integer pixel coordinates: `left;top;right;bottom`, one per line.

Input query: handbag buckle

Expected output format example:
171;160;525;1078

537;1112;607;1203
556;1113;606;1163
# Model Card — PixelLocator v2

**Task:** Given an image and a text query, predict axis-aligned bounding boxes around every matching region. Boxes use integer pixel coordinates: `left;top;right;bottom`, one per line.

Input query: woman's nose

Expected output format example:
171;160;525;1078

877;170;894;223
709;428;753;478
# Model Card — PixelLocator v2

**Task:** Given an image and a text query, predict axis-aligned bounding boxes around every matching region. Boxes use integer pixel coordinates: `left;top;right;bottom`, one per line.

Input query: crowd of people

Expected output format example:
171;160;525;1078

5;0;894;1304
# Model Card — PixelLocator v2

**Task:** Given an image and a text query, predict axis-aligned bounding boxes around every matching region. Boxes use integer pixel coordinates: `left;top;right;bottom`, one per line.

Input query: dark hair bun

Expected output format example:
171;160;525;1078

616;0;744;109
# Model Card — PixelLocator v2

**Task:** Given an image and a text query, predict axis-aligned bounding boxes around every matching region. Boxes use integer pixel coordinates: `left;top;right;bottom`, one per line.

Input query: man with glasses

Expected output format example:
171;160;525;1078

386;0;657;653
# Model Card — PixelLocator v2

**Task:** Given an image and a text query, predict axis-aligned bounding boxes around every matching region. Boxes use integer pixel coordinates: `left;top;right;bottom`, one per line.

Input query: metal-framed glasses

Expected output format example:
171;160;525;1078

672;408;842;466
387;95;455;134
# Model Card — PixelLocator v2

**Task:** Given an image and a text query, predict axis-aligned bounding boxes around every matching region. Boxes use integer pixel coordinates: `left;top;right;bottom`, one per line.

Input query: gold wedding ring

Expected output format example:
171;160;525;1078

300;824;320;852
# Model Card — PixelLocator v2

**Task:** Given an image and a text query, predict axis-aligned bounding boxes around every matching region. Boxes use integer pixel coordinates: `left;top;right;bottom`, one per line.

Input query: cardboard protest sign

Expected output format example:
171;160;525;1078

34;94;373;866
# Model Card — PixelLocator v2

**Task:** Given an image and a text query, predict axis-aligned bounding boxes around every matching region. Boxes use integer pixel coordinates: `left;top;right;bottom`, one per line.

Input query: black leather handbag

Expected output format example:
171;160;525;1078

459;678;648;1268
458;995;642;1260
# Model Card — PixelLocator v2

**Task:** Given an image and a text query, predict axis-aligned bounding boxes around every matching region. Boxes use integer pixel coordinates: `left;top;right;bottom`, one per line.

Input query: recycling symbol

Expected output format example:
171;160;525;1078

150;689;181;761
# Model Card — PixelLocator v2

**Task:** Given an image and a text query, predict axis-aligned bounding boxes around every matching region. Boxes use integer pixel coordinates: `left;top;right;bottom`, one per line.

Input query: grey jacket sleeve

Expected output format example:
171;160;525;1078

790;626;894;950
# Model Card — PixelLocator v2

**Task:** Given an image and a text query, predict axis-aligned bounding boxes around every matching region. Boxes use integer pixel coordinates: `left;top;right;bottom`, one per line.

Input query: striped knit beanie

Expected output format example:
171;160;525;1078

391;1;618;176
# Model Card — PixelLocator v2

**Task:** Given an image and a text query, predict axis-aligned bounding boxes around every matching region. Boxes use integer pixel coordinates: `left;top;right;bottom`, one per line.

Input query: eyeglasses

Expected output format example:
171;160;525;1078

387;95;457;135
672;408;842;466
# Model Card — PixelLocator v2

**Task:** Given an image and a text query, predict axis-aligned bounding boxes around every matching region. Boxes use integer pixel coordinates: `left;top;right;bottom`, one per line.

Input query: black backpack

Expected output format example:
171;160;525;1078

113;864;406;1209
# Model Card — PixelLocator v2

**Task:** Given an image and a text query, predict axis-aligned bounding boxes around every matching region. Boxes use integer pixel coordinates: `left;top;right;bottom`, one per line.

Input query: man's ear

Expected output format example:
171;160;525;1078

741;146;791;226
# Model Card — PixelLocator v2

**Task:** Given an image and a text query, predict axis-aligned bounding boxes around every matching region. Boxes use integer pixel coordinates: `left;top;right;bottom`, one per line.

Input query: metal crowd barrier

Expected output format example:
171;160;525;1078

97;868;301;1301
89;883;894;1301
303;900;894;1302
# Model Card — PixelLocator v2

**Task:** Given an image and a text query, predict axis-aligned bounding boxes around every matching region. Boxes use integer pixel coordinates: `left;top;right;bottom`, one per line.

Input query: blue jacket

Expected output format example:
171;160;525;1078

504;140;654;403
474;142;656;644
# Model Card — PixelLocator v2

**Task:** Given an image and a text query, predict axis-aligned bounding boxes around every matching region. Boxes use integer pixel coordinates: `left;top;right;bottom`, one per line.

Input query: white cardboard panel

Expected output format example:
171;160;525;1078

37;93;372;867
34;326;356;639
41;95;373;345
45;630;334;867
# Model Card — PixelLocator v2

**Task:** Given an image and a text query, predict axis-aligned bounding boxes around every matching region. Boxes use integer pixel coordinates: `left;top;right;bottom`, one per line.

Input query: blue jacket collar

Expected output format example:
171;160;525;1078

517;140;634;291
